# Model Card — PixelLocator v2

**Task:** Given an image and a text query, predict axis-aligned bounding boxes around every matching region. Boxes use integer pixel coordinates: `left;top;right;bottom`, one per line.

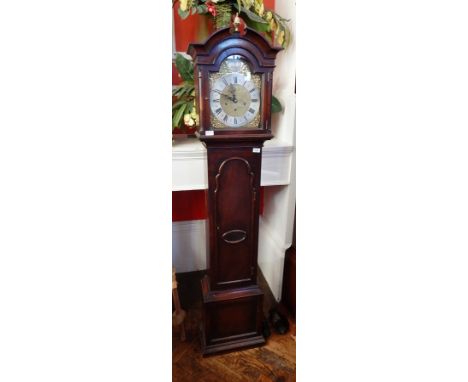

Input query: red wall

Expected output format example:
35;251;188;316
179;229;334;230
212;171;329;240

172;190;207;222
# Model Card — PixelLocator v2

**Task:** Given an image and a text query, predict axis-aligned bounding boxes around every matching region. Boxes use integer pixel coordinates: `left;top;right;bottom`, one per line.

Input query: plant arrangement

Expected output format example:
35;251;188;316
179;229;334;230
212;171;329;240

172;0;290;133
172;54;198;131
173;0;290;48
172;53;283;131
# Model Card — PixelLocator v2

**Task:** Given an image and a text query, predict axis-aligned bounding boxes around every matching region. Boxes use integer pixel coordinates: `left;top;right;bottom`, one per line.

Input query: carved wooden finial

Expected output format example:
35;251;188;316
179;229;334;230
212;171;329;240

233;12;241;32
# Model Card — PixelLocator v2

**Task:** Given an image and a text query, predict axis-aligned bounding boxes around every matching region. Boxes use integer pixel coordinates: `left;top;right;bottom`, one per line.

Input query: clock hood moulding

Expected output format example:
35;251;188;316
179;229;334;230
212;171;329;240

188;27;282;68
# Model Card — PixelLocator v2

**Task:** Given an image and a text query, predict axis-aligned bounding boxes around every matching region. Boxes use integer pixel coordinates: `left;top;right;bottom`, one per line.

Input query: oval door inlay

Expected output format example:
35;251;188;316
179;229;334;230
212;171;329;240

222;229;247;244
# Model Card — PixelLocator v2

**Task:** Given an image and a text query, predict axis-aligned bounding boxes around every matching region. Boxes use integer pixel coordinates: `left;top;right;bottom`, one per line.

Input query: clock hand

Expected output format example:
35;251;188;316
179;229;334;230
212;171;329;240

231;86;238;103
224;84;238;103
211;89;235;102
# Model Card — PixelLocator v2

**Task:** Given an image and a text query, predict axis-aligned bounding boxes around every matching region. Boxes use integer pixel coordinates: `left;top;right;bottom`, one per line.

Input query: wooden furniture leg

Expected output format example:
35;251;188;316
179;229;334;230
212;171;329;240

172;267;186;341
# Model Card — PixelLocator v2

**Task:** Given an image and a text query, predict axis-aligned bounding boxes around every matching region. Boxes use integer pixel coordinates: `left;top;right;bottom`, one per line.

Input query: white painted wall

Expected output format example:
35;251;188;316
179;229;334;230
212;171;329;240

258;140;296;300
172;220;207;273
172;139;293;191
270;0;296;146
257;0;296;301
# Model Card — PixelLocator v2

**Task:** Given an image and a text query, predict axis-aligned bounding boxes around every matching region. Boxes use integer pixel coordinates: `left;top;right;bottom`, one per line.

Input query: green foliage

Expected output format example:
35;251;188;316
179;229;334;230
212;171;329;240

172;103;188;128
192;4;208;15
198;5;208;14
271;11;290;48
172;84;194;98
214;3;233;29
173;0;291;48
244;18;270;33
178;7;190;19
238;5;268;24
236;0;242;13
175;53;193;82
172;54;195;129
271;96;282;113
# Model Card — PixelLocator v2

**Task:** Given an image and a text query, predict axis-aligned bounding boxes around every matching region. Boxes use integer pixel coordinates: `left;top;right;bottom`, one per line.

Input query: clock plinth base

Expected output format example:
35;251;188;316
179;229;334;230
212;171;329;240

200;326;266;357
200;275;266;356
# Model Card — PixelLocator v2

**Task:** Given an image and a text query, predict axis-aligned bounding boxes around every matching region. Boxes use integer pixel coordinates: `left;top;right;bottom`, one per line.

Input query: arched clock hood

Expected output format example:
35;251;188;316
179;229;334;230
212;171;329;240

188;27;282;141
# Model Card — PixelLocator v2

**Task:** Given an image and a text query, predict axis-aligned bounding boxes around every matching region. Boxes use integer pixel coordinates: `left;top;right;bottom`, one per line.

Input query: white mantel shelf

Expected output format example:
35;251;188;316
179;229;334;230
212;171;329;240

172;137;294;191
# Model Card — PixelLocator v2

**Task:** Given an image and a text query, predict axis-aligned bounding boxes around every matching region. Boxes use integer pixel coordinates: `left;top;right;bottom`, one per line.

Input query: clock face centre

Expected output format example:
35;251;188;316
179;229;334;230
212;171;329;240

219;84;250;117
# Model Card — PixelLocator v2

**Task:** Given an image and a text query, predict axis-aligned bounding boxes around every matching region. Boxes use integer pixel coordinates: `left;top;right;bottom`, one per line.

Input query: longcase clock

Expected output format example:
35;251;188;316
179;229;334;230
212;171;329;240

188;26;281;356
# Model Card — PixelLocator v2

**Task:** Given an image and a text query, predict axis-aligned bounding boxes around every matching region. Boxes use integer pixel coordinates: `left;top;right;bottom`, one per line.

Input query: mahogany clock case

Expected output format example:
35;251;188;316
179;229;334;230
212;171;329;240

188;28;281;356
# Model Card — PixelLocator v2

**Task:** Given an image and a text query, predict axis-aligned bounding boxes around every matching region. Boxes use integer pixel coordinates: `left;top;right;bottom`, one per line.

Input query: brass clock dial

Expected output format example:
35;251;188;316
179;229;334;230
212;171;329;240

209;55;261;128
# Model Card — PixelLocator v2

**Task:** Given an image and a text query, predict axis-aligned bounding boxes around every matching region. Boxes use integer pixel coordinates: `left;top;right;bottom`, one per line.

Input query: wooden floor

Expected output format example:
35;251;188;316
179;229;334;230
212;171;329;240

173;271;296;382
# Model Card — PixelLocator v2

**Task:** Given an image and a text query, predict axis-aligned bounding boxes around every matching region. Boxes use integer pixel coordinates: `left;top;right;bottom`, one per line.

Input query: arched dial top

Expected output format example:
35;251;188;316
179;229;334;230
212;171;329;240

209;55;261;129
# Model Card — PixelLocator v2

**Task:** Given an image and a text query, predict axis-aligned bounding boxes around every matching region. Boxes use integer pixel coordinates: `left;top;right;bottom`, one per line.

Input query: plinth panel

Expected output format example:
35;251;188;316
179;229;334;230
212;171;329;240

200;277;265;356
209;298;257;340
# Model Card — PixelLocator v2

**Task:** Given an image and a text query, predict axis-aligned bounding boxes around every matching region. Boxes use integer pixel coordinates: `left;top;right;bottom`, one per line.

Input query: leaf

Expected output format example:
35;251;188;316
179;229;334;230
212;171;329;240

187;102;194;115
172;86;186;97
175;53;193;82
173;83;194;97
272;11;291;22
271;95;282;113
244;18;270;32
240;6;268;24
172;99;187;110
272;13;291;48
172;103;187;128
174;88;188;97
178;7;190;19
